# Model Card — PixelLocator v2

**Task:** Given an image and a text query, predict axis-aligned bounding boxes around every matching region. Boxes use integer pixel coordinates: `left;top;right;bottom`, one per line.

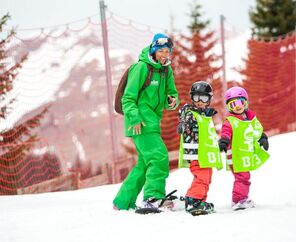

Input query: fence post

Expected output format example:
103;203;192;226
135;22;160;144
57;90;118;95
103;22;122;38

99;0;118;183
220;15;227;117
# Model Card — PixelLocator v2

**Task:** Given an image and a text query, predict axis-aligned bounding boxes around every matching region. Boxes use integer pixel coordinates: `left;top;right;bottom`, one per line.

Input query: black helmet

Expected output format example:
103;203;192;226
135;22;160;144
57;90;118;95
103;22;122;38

190;81;213;102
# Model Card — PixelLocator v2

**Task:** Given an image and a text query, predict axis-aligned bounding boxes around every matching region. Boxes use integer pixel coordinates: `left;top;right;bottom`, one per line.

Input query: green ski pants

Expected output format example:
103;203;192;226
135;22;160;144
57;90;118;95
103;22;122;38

113;133;169;210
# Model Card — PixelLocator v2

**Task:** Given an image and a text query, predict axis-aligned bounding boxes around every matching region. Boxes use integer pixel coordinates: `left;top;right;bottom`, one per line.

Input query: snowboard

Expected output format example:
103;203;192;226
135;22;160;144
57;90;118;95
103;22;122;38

188;209;209;216
135;207;162;214
233;208;246;211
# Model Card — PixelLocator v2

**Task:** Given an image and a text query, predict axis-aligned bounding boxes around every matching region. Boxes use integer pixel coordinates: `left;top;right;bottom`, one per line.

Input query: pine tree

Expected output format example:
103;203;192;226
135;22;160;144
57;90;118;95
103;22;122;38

187;0;210;33
249;0;296;38
161;0;222;153
0;14;48;194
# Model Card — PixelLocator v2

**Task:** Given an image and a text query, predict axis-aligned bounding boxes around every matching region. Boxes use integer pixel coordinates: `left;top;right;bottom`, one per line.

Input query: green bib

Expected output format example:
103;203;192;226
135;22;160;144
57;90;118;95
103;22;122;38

227;116;270;172
178;111;223;170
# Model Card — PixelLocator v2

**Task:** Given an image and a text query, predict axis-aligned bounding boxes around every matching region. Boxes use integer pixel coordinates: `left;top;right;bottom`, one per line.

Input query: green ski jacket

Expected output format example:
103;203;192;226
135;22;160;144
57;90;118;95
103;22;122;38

122;46;179;137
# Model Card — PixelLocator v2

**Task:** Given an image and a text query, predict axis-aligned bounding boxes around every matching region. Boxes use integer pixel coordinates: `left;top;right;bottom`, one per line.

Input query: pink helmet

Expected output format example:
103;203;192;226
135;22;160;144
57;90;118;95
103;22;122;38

225;86;248;103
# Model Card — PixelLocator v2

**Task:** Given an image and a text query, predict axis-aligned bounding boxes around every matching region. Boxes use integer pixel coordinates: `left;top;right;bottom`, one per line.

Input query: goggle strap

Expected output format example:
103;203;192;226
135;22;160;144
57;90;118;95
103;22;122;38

152;38;173;49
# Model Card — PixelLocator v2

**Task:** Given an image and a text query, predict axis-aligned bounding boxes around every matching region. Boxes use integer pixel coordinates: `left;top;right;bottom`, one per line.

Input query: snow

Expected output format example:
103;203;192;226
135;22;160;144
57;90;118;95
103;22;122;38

71;134;86;162
1;132;295;242
224;30;250;82
81;76;93;93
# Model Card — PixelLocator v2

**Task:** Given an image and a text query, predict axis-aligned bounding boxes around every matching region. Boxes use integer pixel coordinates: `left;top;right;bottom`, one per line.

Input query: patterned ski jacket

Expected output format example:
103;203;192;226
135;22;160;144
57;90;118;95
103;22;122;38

177;103;217;160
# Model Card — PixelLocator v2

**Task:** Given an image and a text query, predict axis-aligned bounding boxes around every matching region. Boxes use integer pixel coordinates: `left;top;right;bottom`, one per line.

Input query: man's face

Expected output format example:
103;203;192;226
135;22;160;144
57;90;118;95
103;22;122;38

155;48;170;65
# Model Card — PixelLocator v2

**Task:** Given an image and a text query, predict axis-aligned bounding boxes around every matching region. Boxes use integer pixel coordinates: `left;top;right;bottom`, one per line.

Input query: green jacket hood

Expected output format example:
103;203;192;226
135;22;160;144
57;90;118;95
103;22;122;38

139;46;163;69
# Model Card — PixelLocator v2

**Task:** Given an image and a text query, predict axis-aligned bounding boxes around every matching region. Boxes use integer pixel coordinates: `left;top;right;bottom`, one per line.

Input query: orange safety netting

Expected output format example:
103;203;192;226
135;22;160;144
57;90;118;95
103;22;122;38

242;33;296;134
0;141;62;195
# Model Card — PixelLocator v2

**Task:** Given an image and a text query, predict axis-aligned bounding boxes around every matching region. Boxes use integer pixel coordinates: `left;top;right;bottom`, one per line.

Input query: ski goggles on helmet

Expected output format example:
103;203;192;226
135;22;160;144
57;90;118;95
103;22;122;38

192;94;211;103
151;37;174;49
227;97;247;111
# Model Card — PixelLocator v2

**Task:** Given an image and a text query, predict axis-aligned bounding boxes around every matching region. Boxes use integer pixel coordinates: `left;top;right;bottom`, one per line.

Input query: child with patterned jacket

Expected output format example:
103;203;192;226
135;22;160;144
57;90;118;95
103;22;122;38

177;81;222;216
218;86;269;211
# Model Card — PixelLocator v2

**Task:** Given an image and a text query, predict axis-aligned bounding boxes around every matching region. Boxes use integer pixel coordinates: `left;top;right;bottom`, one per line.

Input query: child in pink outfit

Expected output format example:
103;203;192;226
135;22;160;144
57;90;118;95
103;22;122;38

219;87;269;210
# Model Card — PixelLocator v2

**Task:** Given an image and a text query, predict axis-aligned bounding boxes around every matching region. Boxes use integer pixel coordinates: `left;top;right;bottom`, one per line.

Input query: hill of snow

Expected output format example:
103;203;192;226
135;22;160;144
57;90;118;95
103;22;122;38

1;132;295;242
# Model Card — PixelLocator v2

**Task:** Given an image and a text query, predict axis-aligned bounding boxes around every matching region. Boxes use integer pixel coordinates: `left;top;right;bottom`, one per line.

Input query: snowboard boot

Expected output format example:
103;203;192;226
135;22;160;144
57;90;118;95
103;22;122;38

182;196;215;216
232;198;255;211
142;190;178;210
136;190;178;214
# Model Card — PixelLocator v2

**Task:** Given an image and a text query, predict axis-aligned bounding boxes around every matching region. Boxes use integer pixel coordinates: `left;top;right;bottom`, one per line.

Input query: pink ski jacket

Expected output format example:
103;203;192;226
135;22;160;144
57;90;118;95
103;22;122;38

220;110;256;163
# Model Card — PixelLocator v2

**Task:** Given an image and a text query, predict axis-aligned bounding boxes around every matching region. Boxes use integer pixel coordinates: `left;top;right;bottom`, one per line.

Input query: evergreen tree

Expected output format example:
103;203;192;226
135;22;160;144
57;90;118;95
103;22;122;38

161;0;222;152
174;0;221;103
0;14;48;194
187;0;210;33
249;0;296;38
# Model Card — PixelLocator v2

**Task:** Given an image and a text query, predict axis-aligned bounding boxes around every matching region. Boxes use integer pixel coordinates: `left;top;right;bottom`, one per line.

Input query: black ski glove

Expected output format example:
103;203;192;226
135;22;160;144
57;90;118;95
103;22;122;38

219;137;230;152
205;108;218;117
258;132;269;151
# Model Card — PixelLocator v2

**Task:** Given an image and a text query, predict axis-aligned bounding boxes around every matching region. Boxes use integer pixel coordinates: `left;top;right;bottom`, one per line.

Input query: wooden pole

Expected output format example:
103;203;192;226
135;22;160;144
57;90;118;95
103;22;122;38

99;0;118;183
220;15;227;117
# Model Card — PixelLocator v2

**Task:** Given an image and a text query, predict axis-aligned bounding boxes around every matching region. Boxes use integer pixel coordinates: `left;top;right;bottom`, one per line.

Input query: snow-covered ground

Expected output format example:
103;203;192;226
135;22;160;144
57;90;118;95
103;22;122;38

1;132;295;242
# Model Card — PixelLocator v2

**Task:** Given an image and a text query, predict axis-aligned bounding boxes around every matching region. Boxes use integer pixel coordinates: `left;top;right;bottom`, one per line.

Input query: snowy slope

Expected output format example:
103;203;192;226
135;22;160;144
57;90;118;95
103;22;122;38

1;132;296;242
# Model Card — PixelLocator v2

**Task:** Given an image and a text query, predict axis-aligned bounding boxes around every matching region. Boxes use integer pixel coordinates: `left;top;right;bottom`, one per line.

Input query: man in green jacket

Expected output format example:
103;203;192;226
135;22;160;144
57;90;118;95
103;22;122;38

113;33;180;211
